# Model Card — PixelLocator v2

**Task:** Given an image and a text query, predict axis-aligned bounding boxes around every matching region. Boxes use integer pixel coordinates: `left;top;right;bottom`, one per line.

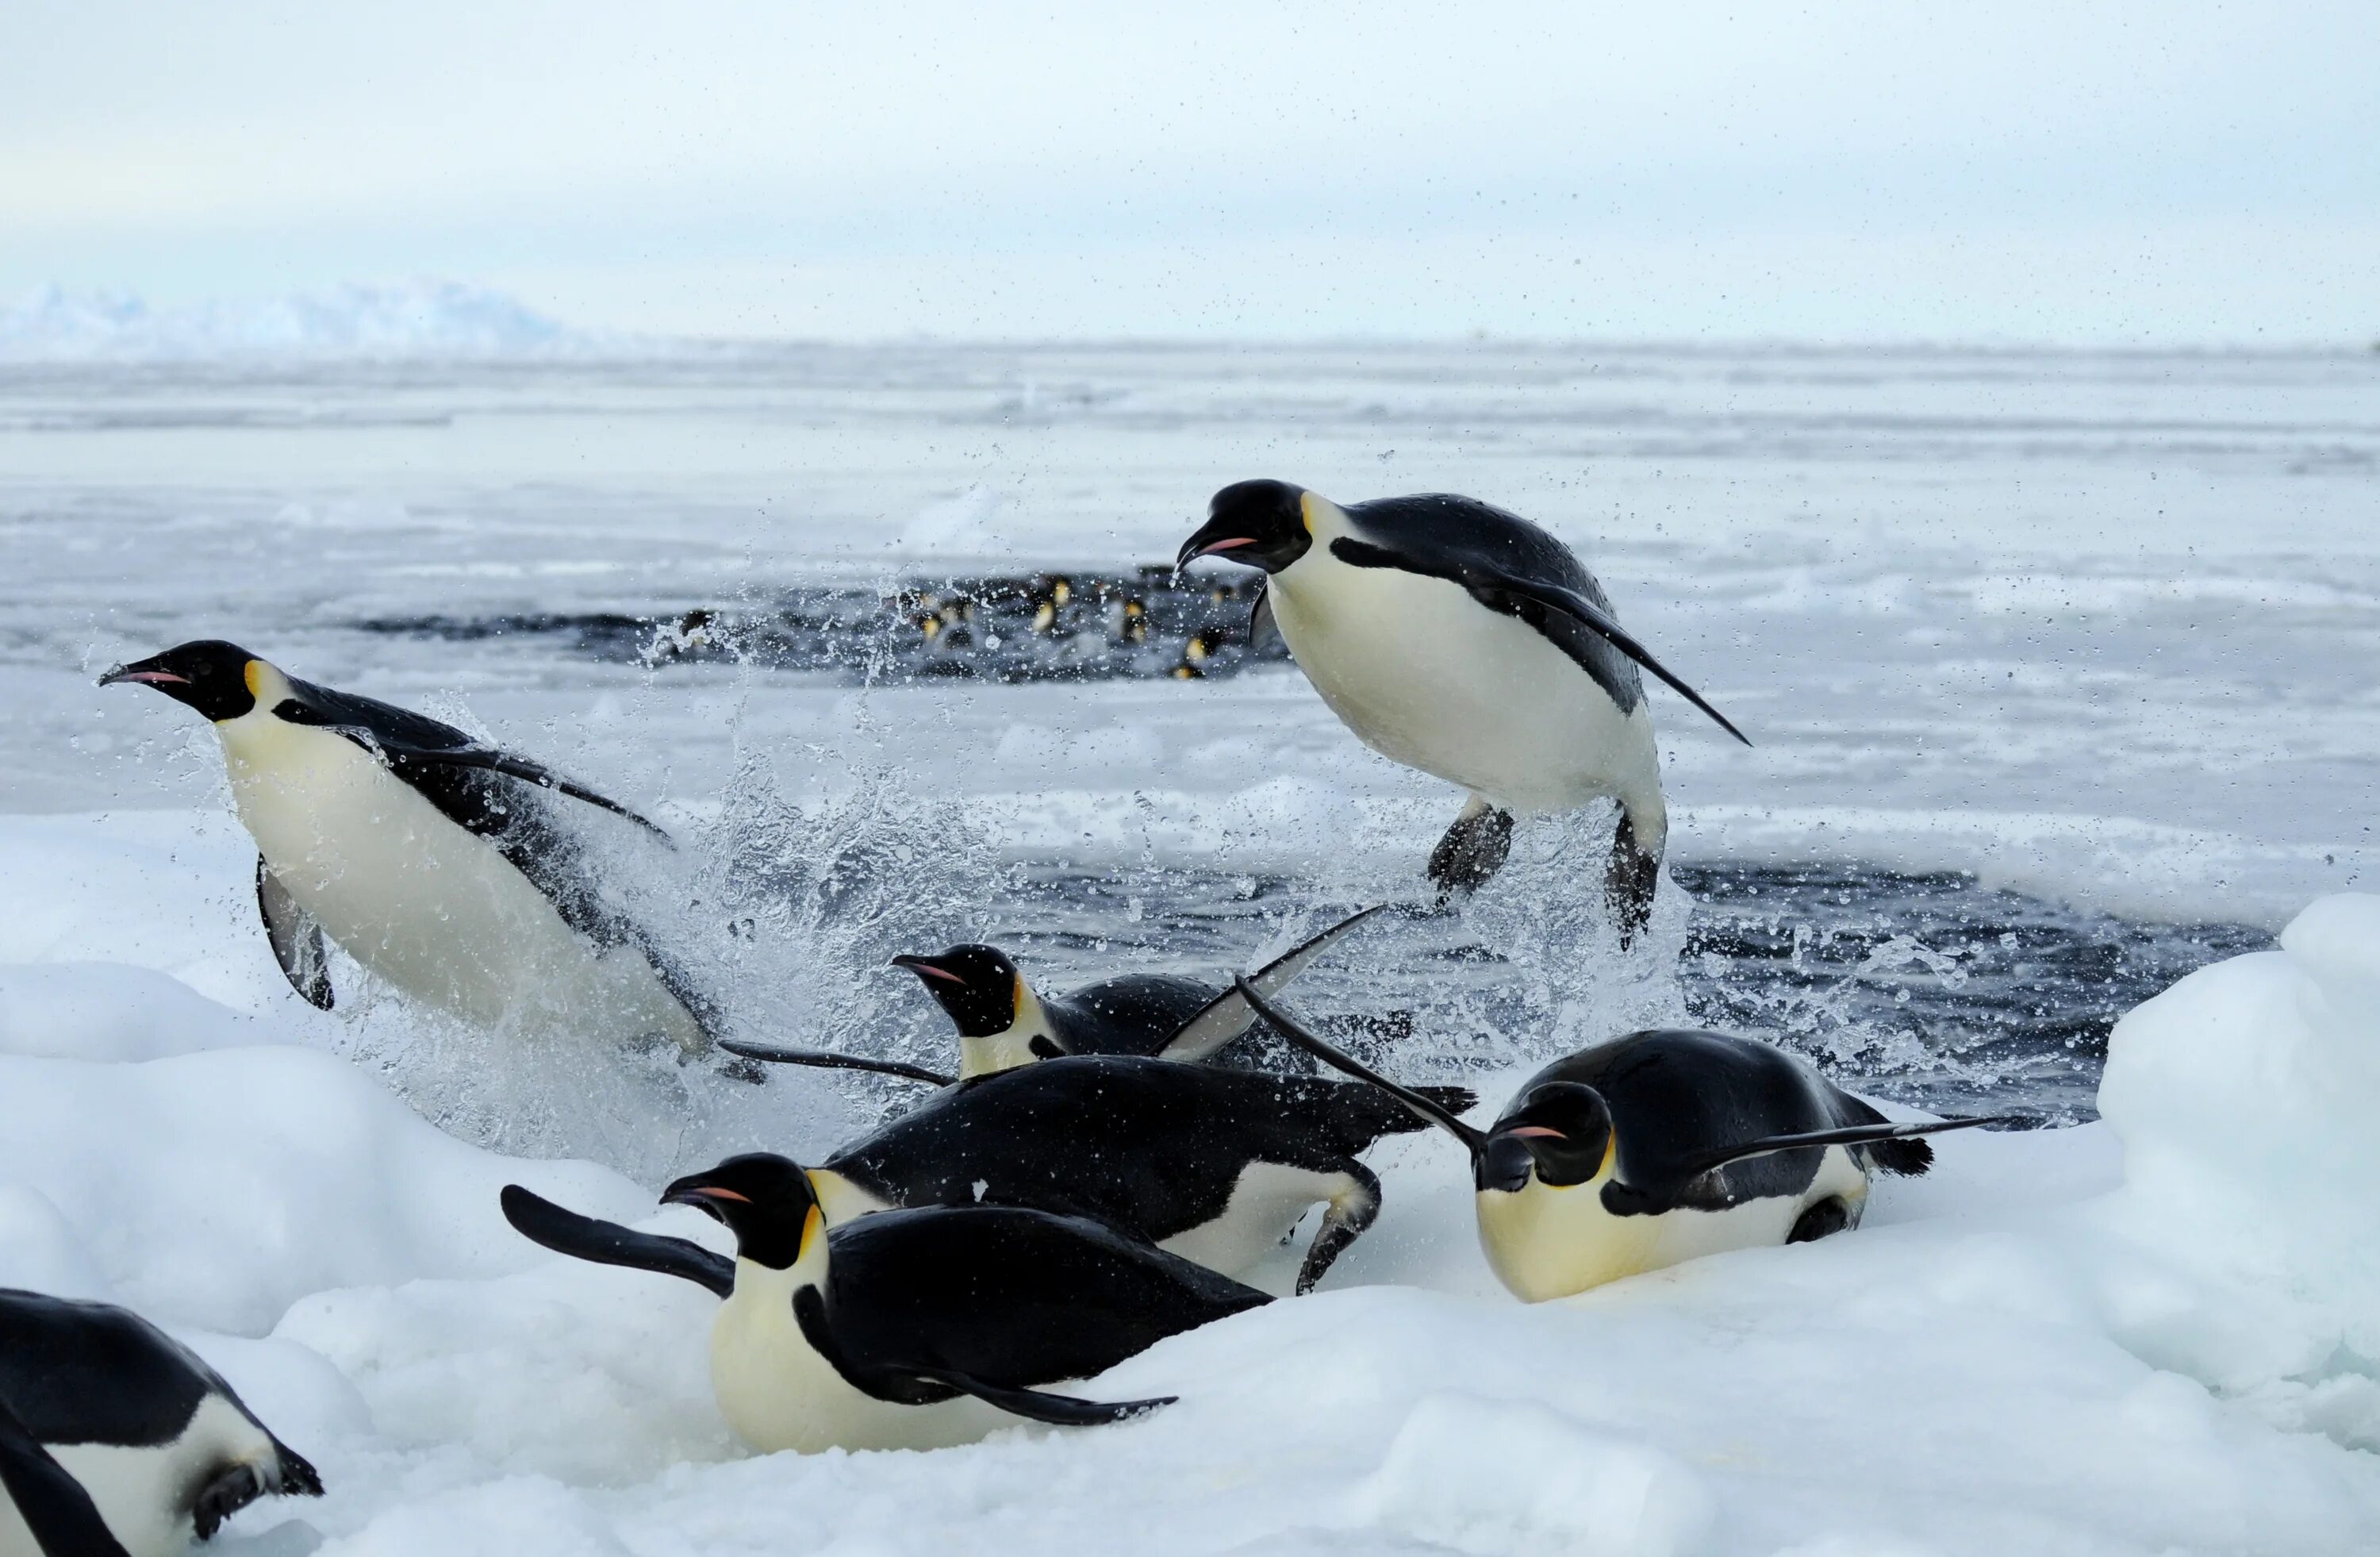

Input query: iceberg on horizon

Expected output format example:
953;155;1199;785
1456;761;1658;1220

0;279;603;362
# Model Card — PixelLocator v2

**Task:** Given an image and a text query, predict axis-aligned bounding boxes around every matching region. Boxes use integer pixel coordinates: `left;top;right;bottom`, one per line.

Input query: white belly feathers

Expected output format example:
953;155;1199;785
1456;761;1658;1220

1268;554;1661;826
214;708;702;1051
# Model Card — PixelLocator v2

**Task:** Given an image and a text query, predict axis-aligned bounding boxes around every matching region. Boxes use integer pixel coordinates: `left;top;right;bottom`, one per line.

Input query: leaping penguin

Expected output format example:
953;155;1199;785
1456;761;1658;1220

1235;978;2012;1302
726;905;1384;1084
1177;482;1749;937
501;1157;1269;1453
100;640;717;1055
0;1288;322;1557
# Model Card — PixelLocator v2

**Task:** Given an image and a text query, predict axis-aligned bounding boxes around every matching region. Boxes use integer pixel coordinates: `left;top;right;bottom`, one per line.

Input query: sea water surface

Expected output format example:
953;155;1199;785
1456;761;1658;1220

2;342;2373;1130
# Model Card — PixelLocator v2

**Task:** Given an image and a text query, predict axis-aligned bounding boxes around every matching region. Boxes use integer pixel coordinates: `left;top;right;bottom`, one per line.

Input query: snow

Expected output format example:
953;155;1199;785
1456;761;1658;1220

0;283;587;363
0;795;2376;1551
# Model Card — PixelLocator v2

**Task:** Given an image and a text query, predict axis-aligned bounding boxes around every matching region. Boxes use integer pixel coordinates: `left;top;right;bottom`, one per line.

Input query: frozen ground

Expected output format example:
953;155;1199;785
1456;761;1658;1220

0;344;2375;1551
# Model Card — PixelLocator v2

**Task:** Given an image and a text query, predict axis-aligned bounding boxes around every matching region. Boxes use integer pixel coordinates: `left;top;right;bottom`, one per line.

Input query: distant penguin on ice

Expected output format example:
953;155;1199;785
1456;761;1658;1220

1178;482;1749;937
100;640;717;1055
724;905;1385;1083
0;1289;322;1557
1237;978;2011;1302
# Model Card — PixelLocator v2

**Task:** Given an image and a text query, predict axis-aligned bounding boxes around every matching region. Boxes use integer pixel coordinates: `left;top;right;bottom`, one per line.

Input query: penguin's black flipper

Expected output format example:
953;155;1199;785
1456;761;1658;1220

271;677;674;842
498;1185;735;1298
718;1041;954;1087
1672;1113;2018;1182
1160;905;1387;1063
0;1397;132;1557
908;1367;1177;1426
1247;580;1281;652
1234;977;1487;1155
255;857;334;1010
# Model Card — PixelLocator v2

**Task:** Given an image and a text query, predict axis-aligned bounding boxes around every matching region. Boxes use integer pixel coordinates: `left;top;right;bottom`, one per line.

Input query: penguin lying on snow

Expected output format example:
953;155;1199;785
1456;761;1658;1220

806;1054;1473;1291
724;905;1384;1084
101;640;717;1055
1178;482;1749;937
0;1289;321;1557
1234;979;2012;1302
501;1158;1269;1453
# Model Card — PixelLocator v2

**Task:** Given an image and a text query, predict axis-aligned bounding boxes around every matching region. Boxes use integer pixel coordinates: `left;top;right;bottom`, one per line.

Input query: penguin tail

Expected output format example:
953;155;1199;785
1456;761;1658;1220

271;1440;325;1497
1334;1082;1480;1151
1867;1136;1935;1178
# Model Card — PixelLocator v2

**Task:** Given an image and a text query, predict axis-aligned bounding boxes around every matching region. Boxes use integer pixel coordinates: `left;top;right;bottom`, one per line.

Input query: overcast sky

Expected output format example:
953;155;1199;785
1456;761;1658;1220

4;1;2374;342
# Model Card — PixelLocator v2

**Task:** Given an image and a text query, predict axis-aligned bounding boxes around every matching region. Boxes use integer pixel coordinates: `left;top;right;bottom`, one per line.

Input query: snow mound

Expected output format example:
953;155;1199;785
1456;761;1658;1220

2097;893;2380;1428
0;281;595;362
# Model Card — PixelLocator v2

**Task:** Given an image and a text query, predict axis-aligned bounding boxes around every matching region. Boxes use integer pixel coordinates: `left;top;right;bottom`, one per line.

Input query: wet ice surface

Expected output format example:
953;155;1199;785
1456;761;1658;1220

2;342;2374;1133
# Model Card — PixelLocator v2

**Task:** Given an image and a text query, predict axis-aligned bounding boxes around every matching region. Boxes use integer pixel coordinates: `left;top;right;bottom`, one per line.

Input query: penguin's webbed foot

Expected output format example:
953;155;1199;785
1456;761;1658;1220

1426;803;1514;900
190;1464;265;1541
1603;813;1660;949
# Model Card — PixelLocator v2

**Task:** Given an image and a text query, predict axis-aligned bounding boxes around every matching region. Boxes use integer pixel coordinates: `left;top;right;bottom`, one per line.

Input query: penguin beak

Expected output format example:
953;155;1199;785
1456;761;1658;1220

98;664;187;688
1175;532;1259;571
891;955;966;986
661;1176;750;1213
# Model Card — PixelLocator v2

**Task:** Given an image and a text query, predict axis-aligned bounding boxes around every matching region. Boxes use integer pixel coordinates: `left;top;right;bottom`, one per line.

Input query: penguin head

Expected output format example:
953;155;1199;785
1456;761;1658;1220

662;1153;820;1270
1477;1082;1614;1194
98;640;265;722
1178;479;1315;575
891;945;1023;1037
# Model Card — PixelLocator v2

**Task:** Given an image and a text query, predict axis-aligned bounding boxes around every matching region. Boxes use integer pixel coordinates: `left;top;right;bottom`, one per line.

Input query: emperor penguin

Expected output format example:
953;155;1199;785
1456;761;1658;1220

100;640;716;1055
0;1289;322;1557
1177;482;1749;937
706;1053;1474;1291
500;1156;1269;1453
1236;978;2010;1302
724;905;1384;1084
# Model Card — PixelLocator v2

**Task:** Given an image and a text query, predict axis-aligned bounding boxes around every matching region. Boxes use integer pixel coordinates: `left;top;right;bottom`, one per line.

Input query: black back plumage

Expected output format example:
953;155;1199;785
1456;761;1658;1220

825;1055;1474;1244
1522;1030;1904;1215
1045;975;1306;1071
0;1397;129;1557
801;1205;1268;1405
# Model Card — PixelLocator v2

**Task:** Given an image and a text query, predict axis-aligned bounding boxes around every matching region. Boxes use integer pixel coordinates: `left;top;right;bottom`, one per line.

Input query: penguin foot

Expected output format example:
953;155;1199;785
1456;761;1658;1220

1604;813;1660;949
716;1055;770;1086
1426;804;1514;899
1787;1198;1853;1244
192;1463;267;1541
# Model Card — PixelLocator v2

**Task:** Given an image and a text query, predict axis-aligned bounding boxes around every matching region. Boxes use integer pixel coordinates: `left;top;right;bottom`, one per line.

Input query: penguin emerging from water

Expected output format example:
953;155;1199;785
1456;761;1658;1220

100;640;716;1055
1177;482;1749;937
789;1054;1472;1290
500;1158;1269;1453
0;1289;322;1557
726;905;1384;1084
1234;979;2011;1302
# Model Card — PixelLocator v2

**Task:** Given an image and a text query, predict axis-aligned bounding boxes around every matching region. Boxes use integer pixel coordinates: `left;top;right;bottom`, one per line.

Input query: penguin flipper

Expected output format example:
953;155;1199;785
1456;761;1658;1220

1329;536;1750;746
0;1397;132;1557
908;1367;1177;1427
1160;905;1387;1062
268;680;674;841
498;1185;735;1298
1673;1113;2020;1182
255;857;335;1011
1247;580;1281;651
718;1040;954;1087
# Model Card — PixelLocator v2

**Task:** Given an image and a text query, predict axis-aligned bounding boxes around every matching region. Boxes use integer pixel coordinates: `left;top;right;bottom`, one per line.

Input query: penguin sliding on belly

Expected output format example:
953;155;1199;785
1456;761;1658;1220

101;640;716;1055
1178;482;1749;939
500;1156;1269;1454
0;1289;322;1557
724;905;1384;1084
1234;979;2012;1302
515;1055;1473;1294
